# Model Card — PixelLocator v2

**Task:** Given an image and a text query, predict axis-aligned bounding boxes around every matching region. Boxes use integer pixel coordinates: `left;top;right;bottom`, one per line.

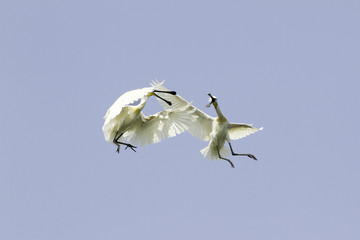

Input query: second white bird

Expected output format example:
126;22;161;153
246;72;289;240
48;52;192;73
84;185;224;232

152;81;263;168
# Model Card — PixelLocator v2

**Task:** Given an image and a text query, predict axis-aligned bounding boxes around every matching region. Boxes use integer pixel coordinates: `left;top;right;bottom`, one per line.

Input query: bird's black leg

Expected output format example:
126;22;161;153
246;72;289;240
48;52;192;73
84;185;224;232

217;146;235;168
113;134;123;153
228;142;257;160
113;133;137;153
124;144;137;152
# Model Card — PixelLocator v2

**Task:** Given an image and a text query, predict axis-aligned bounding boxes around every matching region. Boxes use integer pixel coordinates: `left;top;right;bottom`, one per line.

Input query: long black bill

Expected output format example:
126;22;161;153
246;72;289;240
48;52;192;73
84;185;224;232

152;90;176;106
153;90;177;95
206;93;216;108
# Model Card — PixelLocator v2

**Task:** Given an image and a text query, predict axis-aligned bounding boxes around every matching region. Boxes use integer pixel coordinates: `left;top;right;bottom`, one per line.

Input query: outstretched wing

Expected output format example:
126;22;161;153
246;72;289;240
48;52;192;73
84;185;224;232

103;81;165;124
227;123;263;140
187;110;214;141
123;103;197;147
150;80;214;141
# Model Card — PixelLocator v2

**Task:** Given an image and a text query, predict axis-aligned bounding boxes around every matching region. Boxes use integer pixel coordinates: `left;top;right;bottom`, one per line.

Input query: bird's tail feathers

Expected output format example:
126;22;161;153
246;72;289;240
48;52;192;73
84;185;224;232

102;120;124;144
200;145;230;160
102;126;111;142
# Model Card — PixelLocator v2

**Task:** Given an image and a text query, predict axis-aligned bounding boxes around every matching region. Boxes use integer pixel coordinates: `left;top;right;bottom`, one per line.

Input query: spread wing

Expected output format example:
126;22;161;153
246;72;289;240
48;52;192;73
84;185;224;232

227;123;263;140
186;110;214;141
150;80;214;141
103;81;165;124
102;106;131;142
123;103;197;147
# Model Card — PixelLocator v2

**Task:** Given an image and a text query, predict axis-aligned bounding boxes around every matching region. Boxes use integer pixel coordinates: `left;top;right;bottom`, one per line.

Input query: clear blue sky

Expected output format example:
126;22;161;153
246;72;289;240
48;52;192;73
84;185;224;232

1;1;359;239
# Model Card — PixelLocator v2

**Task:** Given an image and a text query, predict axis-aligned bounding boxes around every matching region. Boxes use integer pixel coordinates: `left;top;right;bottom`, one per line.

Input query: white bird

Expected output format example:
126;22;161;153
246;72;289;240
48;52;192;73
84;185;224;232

151;81;263;168
102;81;195;153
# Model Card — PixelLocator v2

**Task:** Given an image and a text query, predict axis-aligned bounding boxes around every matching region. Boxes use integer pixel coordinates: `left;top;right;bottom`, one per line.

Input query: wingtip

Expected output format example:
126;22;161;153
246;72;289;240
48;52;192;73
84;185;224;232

150;79;165;87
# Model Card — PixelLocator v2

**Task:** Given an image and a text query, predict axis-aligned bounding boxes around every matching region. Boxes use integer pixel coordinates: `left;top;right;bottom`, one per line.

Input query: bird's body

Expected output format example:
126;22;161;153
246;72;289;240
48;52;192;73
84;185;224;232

201;110;230;160
151;80;262;167
102;81;195;152
102;95;146;145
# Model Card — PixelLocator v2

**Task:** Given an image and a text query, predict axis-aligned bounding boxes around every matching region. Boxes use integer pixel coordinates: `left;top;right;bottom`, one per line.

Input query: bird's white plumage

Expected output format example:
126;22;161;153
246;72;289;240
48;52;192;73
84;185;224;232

123;103;196;146
227;124;263;140
200;142;230;160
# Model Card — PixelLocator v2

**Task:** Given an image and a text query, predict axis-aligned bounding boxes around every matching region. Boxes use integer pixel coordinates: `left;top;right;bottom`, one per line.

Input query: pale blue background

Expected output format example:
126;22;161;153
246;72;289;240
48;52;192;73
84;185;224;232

1;1;359;239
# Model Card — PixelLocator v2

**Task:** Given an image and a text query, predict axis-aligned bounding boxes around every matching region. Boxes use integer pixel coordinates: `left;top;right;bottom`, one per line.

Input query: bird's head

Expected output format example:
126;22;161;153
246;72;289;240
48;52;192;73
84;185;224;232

147;92;155;98
206;93;217;108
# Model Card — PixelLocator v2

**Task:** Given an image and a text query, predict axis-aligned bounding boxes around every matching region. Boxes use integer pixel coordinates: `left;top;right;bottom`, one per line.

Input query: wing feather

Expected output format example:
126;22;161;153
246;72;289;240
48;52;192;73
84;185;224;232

103;81;165;124
123;103;197;147
150;80;214;141
227;123;263;140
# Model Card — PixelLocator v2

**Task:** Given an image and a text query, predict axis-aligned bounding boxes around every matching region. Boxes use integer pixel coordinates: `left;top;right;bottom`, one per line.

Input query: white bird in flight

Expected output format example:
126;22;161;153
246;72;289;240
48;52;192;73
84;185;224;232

152;81;263;168
102;81;195;153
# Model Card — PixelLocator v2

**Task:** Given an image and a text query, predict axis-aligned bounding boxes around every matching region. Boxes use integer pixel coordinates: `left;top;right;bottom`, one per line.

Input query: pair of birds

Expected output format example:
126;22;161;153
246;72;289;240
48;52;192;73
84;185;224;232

102;80;263;168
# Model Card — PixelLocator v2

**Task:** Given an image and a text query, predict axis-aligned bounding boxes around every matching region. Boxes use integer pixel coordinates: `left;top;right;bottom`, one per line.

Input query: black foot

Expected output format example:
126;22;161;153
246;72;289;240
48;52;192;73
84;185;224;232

125;144;137;152
247;154;257;160
226;159;235;168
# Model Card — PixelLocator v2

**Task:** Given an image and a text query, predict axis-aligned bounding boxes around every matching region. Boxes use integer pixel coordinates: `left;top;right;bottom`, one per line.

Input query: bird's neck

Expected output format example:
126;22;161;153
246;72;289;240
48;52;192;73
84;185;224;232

137;96;148;111
214;102;226;119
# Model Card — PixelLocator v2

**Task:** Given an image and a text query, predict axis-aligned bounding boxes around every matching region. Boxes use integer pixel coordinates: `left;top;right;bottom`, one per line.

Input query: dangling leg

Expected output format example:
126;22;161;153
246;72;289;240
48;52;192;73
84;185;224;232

217;146;235;168
152;90;177;106
228;142;257;160
113;133;137;153
113;133;123;153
